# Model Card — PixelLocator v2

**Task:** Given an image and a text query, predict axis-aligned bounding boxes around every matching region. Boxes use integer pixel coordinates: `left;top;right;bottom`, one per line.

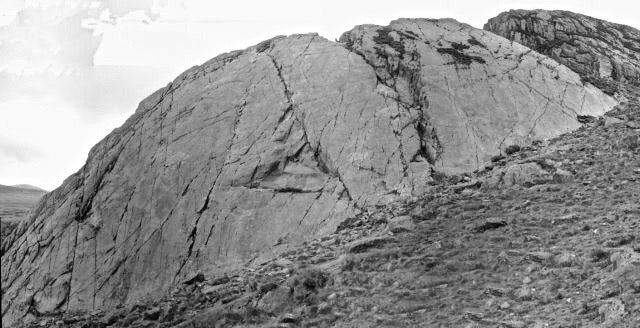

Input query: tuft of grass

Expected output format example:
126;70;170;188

505;144;521;155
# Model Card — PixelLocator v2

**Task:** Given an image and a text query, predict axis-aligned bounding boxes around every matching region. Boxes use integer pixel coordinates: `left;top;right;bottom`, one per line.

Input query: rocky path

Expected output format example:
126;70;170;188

20;84;639;328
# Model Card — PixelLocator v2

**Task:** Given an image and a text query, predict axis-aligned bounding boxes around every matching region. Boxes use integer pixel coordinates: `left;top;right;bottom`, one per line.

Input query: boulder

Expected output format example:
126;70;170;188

503;163;551;187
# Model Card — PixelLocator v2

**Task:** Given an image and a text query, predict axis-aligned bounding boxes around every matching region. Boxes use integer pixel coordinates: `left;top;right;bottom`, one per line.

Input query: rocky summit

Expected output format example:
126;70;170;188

485;9;640;86
0;12;632;328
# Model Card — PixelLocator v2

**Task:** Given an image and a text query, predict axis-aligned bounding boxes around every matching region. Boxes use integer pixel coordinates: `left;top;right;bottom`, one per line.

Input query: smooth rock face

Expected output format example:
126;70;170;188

485;9;640;84
340;19;616;174
1;19;616;326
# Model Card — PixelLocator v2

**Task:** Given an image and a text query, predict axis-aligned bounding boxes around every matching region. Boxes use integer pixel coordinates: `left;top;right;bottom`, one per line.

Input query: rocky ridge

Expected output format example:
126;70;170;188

485;9;640;87
0;15;620;327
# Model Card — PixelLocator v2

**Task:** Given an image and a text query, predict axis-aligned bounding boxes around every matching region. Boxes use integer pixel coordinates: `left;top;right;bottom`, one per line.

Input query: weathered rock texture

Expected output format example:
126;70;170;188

340;19;616;173
485;9;640;85
1;18;616;326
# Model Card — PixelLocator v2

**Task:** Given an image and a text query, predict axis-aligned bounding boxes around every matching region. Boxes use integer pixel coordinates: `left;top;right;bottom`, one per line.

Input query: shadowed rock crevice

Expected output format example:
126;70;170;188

340;26;443;174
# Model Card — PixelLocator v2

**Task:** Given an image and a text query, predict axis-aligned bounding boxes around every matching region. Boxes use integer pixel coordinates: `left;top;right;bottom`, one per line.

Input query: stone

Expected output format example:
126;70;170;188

500;320;526;328
144;307;162;321
620;135;639;151
552;169;574;184
610;247;640;270
486;9;640;85
553;252;577;267
0;17;616;326
256;286;293;314
463;308;485;321
503;163;551;187
317;302;332;315
598;299;627;324
527;251;553;263
602;234;636;248
280;313;299;323
208;276;231;287
516;287;533;301
626;121;640;129
604;116;624;127
387;215;416;233
347;236;395;254
201;284;225;295
473;217;507;233
485;283;509;296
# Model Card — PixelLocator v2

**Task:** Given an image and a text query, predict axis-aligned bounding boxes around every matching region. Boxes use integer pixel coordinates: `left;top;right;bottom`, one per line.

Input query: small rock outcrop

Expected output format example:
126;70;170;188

1;18;616;326
485;9;640;85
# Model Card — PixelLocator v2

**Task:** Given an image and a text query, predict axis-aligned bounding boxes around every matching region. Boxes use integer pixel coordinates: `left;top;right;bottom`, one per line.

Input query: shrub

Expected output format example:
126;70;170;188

505;144;521;155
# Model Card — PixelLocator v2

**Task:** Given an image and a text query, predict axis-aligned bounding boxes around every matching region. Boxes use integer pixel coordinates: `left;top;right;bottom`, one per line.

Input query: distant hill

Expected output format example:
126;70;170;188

10;184;48;192
0;184;47;221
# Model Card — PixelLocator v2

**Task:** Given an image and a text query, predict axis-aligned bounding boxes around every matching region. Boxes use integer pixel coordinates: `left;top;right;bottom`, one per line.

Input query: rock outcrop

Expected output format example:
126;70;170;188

1;18;616;326
485;10;640;85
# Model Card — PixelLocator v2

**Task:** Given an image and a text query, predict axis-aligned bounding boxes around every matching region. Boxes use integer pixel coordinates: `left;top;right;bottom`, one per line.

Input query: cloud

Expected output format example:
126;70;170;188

0;0;161;76
0;140;42;164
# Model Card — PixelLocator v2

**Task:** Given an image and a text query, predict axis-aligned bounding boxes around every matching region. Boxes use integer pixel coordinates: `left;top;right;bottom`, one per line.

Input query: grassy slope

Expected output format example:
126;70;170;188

0;184;46;237
0;184;46;220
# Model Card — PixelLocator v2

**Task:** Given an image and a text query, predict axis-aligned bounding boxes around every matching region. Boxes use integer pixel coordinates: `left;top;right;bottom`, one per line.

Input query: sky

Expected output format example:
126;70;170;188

1;0;638;191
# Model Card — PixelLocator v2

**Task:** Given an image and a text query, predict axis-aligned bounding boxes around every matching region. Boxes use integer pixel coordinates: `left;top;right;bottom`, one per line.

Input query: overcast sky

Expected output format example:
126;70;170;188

1;0;638;191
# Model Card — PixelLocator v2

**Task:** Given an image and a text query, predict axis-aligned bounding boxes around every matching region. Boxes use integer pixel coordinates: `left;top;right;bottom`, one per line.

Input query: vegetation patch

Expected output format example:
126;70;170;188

437;47;486;66
468;37;487;49
256;40;272;53
505;144;521;155
450;42;470;51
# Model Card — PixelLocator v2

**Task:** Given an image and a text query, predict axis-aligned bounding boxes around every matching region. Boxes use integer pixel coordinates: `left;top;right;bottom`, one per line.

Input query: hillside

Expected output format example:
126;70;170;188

0;185;46;238
15;82;639;328
2;9;638;328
